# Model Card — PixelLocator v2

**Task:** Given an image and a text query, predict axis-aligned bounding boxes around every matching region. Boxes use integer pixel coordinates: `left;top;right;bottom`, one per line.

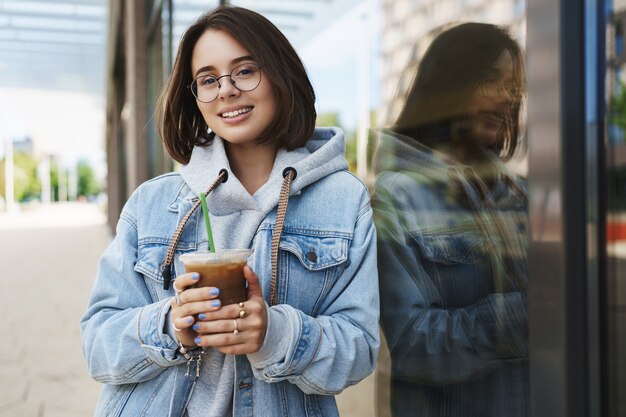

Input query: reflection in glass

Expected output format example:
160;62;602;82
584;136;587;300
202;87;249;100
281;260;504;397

372;23;528;417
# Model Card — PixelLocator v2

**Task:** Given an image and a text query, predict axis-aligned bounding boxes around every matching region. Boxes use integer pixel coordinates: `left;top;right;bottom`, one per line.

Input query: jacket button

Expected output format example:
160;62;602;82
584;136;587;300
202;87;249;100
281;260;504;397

307;248;317;262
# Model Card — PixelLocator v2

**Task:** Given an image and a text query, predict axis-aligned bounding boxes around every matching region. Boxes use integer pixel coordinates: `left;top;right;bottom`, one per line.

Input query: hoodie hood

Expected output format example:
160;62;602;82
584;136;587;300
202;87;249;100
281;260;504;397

177;127;348;249
373;128;453;183
373;128;525;209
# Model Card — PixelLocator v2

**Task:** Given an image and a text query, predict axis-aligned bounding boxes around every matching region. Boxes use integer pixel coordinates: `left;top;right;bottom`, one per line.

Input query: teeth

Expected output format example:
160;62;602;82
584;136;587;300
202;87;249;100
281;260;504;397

221;107;252;118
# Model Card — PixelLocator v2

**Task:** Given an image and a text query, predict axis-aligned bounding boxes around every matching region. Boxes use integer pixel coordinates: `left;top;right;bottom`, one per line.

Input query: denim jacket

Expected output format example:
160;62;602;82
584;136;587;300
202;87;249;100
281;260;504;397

372;131;528;417
80;128;380;417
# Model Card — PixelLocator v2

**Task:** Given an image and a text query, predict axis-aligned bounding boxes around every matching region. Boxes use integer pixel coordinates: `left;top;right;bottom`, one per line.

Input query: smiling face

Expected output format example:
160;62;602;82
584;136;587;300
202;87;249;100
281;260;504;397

191;29;277;149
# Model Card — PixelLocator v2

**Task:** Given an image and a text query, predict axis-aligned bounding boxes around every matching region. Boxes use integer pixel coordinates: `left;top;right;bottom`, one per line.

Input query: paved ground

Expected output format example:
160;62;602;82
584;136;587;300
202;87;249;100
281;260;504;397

0;202;379;416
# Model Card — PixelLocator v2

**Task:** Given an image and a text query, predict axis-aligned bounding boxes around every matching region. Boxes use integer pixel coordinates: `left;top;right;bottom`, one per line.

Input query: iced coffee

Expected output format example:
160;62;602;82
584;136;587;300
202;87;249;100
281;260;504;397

179;249;250;305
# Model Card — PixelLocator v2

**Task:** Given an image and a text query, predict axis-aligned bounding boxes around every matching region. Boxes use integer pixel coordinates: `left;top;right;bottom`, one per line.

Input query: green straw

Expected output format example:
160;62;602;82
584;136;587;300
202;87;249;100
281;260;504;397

200;192;215;253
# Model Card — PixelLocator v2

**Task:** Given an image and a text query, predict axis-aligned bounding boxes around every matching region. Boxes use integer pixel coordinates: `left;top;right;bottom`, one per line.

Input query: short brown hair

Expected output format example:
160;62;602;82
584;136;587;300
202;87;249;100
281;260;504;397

156;6;316;164
393;23;525;161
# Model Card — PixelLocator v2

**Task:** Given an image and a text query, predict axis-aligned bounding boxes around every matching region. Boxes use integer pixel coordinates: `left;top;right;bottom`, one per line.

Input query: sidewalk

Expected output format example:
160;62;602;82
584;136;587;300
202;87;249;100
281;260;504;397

0;202;377;416
0;203;109;416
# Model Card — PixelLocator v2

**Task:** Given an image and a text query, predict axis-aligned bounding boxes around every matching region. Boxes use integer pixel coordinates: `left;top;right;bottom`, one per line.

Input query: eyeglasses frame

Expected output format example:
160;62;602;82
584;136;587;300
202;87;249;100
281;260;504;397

188;63;263;103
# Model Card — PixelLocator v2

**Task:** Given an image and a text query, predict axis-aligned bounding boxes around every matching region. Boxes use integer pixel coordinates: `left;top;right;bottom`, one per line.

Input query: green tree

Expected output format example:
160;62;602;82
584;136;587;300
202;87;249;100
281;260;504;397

0;159;5;200
316;112;340;127
345;131;357;173
77;160;101;197
50;163;59;201
13;152;41;202
610;82;626;139
315;110;379;175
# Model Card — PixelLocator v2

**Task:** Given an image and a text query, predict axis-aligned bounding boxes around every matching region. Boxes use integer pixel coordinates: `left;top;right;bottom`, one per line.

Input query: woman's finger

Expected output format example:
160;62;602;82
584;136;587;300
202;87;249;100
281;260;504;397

172;315;195;332
174;298;222;318
197;298;263;322
177;286;220;305
194;317;242;334
244;266;263;299
172;272;200;291
195;326;264;354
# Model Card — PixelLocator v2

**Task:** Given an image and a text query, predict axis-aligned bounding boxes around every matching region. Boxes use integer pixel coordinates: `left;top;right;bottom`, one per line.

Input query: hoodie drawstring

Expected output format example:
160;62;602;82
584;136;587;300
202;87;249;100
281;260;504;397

160;166;298;304
161;169;228;290
269;168;297;306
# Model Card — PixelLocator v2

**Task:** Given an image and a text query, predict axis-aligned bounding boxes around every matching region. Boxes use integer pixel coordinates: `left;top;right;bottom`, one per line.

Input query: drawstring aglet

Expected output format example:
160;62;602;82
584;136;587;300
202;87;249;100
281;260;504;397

161;263;172;290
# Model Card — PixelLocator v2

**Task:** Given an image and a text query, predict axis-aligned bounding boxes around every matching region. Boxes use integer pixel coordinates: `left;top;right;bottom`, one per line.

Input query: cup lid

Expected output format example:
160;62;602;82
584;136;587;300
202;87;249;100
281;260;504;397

179;249;251;264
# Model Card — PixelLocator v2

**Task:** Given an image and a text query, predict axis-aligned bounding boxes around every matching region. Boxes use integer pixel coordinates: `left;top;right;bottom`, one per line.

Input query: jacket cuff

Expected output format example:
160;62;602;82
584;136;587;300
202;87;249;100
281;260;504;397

138;297;185;366
247;302;289;367
248;304;323;378
163;297;179;341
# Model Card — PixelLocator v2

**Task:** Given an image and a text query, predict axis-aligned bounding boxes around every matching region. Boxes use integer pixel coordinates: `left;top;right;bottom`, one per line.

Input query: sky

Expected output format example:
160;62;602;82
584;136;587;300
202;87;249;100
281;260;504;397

0;0;379;178
0;88;106;169
299;0;380;130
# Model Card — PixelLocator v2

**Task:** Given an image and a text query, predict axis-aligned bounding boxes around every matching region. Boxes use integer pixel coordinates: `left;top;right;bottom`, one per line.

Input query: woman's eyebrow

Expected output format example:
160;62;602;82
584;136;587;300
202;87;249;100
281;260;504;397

194;55;255;77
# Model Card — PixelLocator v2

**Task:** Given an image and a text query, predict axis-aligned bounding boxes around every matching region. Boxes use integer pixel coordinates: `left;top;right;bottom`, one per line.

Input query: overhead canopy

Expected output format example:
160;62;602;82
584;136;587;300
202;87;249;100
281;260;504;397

0;0;363;95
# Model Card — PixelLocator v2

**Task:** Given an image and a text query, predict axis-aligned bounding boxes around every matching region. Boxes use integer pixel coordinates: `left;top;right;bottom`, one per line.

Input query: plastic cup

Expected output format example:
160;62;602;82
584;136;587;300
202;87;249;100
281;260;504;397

179;249;251;305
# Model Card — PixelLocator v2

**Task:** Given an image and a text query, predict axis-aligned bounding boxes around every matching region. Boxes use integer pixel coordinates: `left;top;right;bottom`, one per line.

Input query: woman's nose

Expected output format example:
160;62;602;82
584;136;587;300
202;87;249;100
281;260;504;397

218;76;240;99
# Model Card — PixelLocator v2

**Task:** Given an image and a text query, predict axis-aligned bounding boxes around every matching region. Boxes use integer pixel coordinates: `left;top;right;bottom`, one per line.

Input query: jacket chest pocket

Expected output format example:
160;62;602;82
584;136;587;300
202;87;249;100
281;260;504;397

276;231;350;316
134;239;195;302
411;232;486;265
410;231;491;305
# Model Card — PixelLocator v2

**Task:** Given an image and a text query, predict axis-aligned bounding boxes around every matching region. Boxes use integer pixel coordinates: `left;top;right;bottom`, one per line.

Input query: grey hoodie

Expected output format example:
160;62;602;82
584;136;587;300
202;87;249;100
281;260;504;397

177;127;349;417
179;127;348;249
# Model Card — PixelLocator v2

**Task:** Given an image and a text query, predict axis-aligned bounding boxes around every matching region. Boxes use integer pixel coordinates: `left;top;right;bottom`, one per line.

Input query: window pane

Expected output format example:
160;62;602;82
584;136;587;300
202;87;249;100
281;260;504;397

373;2;528;416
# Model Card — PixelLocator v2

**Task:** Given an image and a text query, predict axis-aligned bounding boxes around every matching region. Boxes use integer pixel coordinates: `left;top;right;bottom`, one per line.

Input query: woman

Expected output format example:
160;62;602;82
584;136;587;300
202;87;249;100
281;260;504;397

373;23;528;417
81;6;379;417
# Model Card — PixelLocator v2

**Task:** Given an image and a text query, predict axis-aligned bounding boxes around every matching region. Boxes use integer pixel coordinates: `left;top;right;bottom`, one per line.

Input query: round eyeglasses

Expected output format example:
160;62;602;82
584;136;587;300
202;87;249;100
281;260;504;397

479;77;525;99
189;63;263;103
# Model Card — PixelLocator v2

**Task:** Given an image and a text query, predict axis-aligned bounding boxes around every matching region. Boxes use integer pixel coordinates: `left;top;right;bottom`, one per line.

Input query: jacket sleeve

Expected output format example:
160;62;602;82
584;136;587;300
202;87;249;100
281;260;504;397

373;177;527;386
247;191;380;395
80;191;186;385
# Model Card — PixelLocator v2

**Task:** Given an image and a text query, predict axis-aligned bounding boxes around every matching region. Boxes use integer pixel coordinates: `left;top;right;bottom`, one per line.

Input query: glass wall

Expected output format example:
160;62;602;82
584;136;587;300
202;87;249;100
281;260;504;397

372;1;528;416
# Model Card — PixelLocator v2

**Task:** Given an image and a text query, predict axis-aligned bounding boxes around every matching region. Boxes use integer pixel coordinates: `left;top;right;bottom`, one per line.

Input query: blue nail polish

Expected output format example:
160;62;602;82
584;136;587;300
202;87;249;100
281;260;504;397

198;314;206;320
194;337;202;344
211;300;221;307
192;324;200;331
191;272;200;280
186;317;193;324
210;288;220;296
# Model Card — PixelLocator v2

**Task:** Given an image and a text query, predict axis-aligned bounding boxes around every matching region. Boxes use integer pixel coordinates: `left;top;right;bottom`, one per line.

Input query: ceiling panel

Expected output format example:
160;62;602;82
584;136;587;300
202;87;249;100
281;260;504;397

0;0;107;94
0;0;363;96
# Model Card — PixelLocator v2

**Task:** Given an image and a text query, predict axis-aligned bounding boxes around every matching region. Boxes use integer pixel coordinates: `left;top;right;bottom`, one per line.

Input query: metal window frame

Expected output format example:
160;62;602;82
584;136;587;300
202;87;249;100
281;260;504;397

527;0;606;416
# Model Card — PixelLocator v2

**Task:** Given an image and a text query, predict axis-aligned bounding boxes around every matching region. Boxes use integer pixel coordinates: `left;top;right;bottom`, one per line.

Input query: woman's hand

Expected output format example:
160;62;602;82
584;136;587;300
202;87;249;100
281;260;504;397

170;272;222;347
192;266;268;355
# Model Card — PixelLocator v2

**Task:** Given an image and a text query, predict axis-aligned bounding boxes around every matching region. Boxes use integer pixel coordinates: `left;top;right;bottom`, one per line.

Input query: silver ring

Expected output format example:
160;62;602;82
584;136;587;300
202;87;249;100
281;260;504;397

172;320;182;332
238;302;245;308
233;319;239;335
239;310;246;318
173;282;183;306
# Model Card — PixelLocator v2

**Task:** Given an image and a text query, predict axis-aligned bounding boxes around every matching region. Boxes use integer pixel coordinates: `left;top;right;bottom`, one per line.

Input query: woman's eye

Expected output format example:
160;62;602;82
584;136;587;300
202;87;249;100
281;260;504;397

200;77;217;86
235;65;257;77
